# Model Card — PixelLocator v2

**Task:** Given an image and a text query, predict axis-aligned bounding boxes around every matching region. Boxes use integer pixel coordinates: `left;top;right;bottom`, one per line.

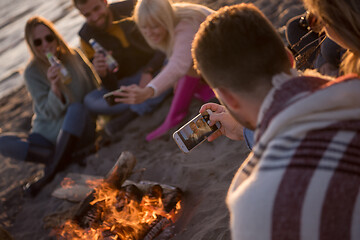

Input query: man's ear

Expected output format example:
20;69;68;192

215;87;242;111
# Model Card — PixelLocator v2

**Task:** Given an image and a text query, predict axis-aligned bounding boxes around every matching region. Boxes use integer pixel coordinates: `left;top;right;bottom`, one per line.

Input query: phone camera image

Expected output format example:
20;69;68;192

103;89;123;106
173;110;220;153
104;95;115;106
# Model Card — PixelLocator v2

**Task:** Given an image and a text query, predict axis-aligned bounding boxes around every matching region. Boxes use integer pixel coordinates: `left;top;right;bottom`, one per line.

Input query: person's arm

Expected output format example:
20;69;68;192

146;20;197;96
47;65;65;103
79;38;119;91
24;64;68;119
199;103;244;142
117;20;198;104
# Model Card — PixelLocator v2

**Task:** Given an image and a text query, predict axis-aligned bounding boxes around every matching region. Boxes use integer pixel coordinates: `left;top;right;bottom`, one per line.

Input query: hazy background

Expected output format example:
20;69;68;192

0;0;304;99
0;0;84;99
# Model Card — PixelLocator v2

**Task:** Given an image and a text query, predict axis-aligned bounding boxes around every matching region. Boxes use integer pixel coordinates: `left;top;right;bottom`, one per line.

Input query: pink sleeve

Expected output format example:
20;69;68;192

147;20;199;97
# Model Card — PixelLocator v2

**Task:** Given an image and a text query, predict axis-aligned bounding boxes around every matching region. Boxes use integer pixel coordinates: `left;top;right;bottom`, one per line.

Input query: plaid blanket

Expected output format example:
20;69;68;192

227;73;360;240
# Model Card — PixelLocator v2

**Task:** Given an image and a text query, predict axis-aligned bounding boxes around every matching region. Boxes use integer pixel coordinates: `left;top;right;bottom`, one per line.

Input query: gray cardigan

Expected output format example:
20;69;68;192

24;49;99;144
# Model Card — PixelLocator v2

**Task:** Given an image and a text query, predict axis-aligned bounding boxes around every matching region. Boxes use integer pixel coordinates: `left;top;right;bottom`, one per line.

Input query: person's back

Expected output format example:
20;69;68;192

193;4;360;239
227;73;360;240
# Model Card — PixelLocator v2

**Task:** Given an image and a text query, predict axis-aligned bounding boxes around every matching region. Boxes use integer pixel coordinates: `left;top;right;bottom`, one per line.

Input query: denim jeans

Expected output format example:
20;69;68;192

84;70;170;116
0;133;52;161
243;128;255;150
63;102;96;149
0;103;95;161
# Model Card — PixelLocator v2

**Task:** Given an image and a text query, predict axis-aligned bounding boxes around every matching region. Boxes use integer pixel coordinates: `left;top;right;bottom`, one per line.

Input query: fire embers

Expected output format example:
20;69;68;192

56;181;182;240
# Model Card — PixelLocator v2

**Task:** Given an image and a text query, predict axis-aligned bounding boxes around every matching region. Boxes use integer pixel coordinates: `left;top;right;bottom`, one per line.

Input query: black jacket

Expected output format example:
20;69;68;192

78;1;165;90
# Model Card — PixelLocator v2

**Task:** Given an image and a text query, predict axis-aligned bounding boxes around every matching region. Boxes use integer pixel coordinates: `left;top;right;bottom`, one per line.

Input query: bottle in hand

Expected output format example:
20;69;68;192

46;52;72;84
89;38;119;73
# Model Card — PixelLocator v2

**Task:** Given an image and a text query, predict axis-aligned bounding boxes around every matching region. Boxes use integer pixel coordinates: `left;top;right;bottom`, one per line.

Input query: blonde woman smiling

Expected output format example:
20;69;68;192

117;0;215;141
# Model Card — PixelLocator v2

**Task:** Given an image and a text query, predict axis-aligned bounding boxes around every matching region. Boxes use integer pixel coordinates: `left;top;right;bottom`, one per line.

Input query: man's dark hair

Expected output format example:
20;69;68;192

192;3;291;92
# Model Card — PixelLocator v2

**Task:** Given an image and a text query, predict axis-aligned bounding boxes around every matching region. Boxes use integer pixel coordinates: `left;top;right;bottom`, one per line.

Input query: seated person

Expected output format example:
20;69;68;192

242;11;347;151
0;16;100;196
194;3;360;239
116;0;215;141
286;11;346;76
73;0;170;135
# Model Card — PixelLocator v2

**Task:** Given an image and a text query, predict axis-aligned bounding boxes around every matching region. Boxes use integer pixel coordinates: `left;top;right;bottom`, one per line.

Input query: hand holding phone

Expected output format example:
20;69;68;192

199;103;245;142
173;109;221;153
103;89;124;106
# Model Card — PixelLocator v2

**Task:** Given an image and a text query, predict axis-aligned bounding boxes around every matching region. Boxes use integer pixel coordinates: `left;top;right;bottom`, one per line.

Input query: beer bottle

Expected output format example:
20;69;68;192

46;52;72;84
89;38;119;73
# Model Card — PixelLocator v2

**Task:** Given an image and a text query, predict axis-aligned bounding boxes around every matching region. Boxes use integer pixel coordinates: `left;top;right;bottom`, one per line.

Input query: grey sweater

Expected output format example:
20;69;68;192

24;49;99;144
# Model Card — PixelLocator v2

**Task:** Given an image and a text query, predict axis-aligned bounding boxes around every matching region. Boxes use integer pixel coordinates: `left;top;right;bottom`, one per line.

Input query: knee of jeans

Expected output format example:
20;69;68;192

0;135;20;145
0;136;8;151
0;135;27;159
84;93;92;107
64;103;88;127
68;102;86;116
84;90;106;113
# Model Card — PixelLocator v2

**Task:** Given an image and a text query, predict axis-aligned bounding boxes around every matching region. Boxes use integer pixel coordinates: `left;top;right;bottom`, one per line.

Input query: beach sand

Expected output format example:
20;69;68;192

0;0;304;239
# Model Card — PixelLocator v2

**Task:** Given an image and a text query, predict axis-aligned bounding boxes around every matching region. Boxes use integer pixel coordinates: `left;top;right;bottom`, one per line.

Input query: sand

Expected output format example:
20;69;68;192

0;0;304;239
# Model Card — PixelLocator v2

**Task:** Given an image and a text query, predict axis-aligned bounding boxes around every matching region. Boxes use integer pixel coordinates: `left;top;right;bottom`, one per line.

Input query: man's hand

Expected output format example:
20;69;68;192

113;84;154;104
199;103;244;142
92;51;108;77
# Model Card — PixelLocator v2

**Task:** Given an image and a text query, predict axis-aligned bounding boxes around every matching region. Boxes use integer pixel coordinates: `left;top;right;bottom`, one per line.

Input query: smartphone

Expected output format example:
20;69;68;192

173;109;221;153
103;89;124;106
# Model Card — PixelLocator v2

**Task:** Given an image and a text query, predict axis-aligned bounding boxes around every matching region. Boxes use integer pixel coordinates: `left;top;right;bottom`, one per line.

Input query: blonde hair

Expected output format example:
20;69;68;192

24;16;98;101
133;0;213;57
303;0;360;75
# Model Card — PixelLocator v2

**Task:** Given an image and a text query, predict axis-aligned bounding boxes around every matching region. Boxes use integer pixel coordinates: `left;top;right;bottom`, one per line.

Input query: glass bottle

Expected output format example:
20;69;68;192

89;38;119;73
46;52;72;84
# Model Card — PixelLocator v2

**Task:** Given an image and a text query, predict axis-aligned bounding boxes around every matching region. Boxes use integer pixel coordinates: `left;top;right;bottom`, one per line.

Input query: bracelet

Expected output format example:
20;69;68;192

147;84;157;97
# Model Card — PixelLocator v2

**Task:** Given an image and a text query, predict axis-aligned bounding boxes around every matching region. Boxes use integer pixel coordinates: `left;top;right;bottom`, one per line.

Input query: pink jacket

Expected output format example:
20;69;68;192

147;18;205;97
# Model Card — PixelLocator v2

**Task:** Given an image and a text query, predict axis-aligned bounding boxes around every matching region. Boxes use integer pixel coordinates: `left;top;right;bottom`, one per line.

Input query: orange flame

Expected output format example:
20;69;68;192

56;182;181;239
61;178;75;189
86;179;104;189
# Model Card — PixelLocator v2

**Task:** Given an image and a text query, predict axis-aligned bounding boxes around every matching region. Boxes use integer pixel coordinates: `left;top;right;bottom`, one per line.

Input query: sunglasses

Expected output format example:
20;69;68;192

33;34;55;47
299;11;324;32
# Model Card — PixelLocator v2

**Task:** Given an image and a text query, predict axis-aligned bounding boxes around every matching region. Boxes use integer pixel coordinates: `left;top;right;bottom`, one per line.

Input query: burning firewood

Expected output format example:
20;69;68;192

55;151;183;240
143;216;172;240
105;151;137;189
74;151;137;227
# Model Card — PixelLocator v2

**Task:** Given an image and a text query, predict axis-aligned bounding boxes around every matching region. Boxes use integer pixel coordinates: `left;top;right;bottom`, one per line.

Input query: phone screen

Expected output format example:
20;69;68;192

174;111;219;152
103;89;123;106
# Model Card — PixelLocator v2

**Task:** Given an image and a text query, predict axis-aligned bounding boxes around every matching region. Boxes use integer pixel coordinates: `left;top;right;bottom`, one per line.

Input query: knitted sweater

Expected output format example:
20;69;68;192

148;8;213;97
227;71;360;240
24;49;99;144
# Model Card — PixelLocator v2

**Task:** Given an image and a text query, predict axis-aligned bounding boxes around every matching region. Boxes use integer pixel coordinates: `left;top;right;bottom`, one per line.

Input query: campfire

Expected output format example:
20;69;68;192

53;152;183;240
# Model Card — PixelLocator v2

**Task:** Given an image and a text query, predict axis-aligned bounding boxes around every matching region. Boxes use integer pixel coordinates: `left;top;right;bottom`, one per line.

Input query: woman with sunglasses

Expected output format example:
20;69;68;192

302;0;360;76
0;16;100;196
116;0;215;141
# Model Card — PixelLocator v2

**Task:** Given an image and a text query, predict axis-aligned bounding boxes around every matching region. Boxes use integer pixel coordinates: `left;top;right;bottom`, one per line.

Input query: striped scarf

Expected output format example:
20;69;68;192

227;72;360;240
